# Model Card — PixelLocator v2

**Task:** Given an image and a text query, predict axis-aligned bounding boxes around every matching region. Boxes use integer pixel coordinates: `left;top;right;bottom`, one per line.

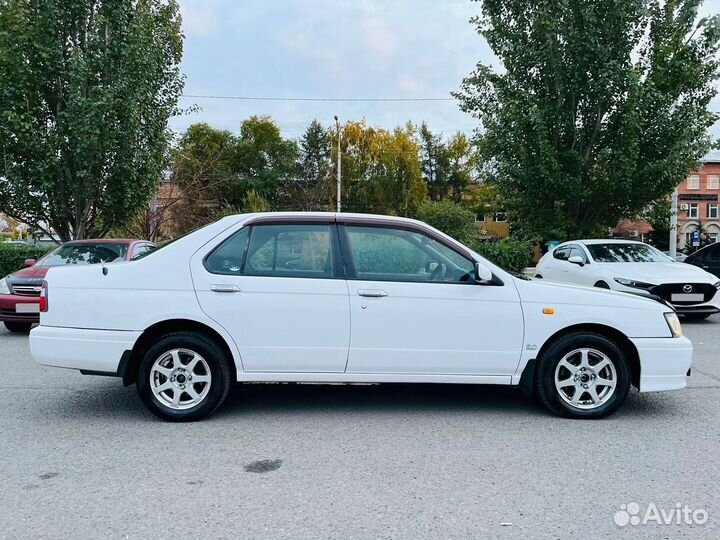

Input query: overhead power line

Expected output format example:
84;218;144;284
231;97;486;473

182;94;455;102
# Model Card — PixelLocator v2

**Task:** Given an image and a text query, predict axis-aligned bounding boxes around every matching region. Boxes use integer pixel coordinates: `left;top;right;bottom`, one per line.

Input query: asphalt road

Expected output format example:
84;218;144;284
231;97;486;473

1;320;719;540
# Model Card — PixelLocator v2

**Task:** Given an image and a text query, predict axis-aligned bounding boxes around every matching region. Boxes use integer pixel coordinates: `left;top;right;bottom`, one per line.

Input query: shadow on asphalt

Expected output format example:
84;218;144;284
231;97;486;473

35;378;685;423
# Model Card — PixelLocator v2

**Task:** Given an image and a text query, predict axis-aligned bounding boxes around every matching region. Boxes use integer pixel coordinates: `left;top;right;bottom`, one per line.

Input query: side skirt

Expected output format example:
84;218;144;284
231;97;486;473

235;372;513;385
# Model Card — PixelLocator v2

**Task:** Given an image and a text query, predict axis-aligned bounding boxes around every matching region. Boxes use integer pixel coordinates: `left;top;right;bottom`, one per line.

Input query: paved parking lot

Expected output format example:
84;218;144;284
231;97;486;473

1;320;719;540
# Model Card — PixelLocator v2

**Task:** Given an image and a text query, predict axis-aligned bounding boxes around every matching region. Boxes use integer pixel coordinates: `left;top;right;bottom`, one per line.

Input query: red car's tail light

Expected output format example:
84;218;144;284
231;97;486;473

39;280;48;312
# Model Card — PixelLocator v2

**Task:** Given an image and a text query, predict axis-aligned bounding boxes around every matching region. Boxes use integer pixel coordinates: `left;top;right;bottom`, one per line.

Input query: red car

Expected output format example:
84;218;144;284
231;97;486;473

0;239;155;333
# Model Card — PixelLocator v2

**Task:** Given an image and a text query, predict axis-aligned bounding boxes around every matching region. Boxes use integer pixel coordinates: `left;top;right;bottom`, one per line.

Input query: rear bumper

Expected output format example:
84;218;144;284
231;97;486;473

630;336;693;392
30;325;140;373
0;294;40;323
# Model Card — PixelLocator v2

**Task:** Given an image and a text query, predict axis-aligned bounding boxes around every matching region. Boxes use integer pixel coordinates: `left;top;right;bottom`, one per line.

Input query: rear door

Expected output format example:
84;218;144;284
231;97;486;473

191;218;350;372
339;221;523;376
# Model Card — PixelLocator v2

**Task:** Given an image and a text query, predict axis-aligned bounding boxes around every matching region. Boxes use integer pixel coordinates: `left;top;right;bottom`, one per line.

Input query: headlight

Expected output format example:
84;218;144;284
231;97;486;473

664;312;683;338
0;278;9;295
714;280;720;290
614;277;655;290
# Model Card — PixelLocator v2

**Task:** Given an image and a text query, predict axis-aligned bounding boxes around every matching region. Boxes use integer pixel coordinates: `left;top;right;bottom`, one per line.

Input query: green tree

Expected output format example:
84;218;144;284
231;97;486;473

230;116;299;209
294;120;332;211
338;121;427;216
455;0;720;240
0;0;184;241
416;200;478;243
419;124;479;202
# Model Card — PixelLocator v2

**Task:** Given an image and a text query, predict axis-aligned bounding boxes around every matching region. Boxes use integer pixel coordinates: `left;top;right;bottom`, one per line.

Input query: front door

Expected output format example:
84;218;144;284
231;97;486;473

191;220;350;372
339;223;524;376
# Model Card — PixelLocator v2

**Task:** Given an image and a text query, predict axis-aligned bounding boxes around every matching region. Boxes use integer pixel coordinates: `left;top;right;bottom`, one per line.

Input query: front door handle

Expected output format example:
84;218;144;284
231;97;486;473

210;284;241;293
357;289;388;297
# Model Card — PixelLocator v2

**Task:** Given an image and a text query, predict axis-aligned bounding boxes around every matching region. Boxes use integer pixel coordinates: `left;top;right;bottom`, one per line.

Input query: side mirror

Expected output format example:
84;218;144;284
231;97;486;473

24;258;36;267
474;261;493;283
568;255;585;267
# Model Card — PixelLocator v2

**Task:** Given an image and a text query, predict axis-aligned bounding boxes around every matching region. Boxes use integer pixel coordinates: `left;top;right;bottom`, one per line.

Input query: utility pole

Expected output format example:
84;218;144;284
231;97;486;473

334;115;342;212
670;188;678;259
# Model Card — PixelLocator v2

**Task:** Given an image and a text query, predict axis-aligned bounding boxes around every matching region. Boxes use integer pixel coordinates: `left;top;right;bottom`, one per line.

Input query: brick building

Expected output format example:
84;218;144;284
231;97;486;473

677;151;720;250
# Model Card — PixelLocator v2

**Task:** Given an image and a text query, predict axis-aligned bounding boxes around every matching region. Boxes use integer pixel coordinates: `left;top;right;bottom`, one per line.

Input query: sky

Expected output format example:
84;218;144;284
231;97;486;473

173;0;720;140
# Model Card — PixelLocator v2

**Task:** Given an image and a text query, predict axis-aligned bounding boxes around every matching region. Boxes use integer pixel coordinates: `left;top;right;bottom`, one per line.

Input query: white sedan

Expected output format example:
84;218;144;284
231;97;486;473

536;239;720;319
30;213;692;421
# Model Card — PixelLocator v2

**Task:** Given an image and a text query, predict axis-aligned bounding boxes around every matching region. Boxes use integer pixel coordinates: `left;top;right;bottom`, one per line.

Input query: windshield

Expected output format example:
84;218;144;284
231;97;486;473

38;243;128;266
587;243;671;263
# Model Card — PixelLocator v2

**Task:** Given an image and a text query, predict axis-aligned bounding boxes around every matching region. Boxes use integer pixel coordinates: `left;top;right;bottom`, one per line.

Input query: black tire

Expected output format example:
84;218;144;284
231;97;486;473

136;332;233;422
535;332;631;419
4;321;33;333
594;281;610;289
682;313;711;321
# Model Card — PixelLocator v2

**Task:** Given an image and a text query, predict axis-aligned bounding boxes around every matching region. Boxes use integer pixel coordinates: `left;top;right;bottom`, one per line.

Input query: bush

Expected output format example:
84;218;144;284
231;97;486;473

470;238;533;273
416;200;476;243
0;244;52;277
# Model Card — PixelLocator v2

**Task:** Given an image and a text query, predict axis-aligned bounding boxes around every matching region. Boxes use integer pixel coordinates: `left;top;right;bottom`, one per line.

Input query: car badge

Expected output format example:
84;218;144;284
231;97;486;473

683;284;693;293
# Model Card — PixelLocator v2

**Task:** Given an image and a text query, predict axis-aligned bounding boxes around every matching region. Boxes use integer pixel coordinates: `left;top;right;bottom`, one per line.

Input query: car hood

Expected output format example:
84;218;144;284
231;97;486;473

8;265;50;279
595;261;716;283
516;277;667;311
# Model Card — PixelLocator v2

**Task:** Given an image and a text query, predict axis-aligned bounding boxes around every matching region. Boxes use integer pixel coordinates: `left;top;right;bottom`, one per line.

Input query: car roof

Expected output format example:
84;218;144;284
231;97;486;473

559;239;646;246
62;239;142;245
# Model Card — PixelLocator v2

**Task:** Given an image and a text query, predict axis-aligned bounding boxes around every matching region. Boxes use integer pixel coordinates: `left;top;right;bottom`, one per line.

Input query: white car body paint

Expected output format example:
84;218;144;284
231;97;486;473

536;239;720;316
30;214;693;395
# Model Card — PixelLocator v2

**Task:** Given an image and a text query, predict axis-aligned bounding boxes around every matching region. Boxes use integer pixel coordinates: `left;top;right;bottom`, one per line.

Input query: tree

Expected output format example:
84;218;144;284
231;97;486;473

0;0;184;241
292;120;332;211
338;121;427;216
419;124;480;202
455;0;720;240
229;116;299;209
416;200;478;243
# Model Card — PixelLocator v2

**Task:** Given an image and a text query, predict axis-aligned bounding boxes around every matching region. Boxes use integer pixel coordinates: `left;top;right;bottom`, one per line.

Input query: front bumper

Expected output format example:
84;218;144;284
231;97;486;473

0;293;41;323
630;336;693;392
30;325;141;373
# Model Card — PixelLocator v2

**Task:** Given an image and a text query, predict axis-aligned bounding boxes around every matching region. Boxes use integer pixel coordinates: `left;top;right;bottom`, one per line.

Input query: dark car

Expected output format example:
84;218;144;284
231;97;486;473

0;239;155;333
684;242;720;279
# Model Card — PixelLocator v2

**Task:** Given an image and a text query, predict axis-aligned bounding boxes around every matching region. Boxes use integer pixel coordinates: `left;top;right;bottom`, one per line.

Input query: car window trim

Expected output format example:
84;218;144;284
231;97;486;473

203;221;345;280
337;222;498;286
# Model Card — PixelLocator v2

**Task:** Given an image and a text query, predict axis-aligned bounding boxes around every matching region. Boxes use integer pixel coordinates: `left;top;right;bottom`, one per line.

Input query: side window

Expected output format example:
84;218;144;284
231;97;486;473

205;227;250;274
704;243;720;262
245;224;334;278
568;245;587;262
553;246;570;261
131;244;149;259
344;225;475;283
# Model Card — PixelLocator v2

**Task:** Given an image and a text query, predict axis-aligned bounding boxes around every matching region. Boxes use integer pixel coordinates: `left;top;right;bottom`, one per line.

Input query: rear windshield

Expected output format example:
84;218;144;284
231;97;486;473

587;243;671;263
38;243;128;266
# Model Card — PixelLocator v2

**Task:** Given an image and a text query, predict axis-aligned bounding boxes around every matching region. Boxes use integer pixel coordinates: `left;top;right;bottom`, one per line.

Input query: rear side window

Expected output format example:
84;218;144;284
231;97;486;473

205;228;250;274
245;224;334;278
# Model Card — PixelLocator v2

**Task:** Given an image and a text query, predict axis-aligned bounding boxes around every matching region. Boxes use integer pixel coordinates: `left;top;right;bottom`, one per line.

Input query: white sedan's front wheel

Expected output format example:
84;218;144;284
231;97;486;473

536;333;631;418
137;332;232;421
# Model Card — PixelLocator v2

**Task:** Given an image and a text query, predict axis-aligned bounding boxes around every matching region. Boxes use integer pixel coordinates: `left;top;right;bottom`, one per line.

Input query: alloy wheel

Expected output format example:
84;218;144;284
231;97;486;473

554;348;617;410
149;348;212;410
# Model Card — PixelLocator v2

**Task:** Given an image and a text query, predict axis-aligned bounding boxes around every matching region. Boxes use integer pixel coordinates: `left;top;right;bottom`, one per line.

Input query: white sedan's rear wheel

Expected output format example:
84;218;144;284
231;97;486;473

137;332;232;421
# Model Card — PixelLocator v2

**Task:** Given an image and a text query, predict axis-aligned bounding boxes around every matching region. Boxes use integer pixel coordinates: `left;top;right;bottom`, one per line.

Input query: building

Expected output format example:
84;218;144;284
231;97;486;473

677;151;720;250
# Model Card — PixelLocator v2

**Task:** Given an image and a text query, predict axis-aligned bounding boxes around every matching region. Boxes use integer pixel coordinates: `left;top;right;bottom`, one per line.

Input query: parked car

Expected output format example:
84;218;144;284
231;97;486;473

29;213;692;421
535;239;720;320
0;239;155;333
684;241;720;279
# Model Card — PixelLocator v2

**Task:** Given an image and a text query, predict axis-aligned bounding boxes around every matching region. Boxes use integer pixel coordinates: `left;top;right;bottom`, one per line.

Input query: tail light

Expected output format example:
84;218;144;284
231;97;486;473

39;280;48;312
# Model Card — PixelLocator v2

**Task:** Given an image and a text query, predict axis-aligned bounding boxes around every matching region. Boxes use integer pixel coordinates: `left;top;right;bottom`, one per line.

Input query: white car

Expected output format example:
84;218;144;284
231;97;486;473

30;213;692;421
536;239;720;320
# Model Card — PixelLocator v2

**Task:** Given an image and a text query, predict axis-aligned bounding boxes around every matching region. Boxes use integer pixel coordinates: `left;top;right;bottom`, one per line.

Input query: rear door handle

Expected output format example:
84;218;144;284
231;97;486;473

210;284;241;293
357;289;388;297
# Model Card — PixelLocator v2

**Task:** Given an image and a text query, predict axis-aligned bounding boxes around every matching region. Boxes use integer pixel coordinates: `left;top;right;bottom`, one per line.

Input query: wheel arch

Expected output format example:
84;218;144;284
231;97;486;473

121;318;238;386
532;323;640;389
